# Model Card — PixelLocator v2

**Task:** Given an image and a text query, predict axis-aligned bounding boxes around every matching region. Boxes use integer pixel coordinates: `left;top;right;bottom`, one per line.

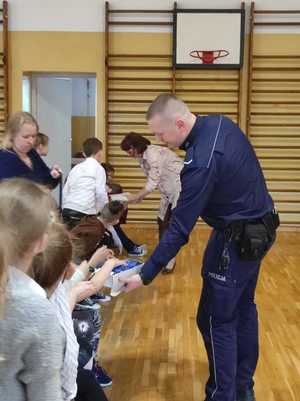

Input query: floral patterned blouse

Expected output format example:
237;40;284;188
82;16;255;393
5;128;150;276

139;145;183;219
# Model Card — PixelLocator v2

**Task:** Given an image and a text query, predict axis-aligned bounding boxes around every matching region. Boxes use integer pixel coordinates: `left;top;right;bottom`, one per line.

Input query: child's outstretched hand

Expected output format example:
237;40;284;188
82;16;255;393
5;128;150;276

101;257;123;271
69;281;96;309
89;257;123;293
89;246;114;268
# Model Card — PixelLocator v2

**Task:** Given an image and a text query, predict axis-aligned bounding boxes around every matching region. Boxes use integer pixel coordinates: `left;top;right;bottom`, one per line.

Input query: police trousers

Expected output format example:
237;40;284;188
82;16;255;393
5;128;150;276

197;230;261;401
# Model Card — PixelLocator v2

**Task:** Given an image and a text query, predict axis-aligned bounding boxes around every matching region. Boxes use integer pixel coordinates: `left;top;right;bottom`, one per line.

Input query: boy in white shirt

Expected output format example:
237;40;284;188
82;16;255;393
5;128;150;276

62;138;108;229
63;138;147;258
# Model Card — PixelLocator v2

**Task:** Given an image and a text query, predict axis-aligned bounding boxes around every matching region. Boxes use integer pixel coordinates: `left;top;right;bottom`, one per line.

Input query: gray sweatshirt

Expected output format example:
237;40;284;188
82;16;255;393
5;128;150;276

0;267;64;401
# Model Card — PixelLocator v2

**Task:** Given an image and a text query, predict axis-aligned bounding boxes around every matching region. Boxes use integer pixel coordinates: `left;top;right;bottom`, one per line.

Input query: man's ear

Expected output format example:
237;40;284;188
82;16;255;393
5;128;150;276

175;118;185;130
32;233;49;256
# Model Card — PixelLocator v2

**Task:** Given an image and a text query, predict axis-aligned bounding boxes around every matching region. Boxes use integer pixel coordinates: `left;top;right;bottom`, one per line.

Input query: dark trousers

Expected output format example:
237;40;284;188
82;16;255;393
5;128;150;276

197;230;260;401
62;208;88;230
75;367;108;401
114;223;137;252
157;204;172;240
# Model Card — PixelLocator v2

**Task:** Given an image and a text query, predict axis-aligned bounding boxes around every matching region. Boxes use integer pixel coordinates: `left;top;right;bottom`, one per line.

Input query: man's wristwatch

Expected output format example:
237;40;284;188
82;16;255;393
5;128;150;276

138;269;151;286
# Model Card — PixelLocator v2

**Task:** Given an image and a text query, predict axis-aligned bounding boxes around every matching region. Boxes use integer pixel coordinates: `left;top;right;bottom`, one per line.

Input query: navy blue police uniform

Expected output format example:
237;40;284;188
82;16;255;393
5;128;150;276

139;115;277;401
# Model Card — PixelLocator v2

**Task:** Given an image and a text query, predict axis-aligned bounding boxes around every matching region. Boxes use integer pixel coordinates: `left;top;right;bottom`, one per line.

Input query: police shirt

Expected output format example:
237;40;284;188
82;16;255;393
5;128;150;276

140;115;274;284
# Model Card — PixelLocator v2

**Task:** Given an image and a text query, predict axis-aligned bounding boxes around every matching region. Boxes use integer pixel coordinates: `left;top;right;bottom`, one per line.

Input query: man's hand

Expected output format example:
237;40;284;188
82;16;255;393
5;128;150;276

120;273;143;293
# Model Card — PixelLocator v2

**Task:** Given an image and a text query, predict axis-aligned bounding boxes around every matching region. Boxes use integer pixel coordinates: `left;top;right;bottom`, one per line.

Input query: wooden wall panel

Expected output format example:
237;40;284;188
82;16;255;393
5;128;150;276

106;4;244;223
247;5;300;227
106;3;299;228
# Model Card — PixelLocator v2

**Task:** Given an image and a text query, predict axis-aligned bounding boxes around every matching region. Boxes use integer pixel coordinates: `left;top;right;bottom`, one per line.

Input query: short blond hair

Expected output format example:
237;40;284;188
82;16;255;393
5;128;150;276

146;93;189;121
1;112;38;149
0;178;54;314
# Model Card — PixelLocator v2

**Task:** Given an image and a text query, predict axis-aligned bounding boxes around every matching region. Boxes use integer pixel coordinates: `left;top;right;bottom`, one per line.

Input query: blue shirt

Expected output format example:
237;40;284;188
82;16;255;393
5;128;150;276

141;115;274;283
0;148;59;189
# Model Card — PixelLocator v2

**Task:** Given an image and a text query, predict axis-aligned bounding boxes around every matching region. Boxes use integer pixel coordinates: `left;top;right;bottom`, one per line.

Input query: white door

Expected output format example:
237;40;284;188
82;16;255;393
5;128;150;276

31;76;72;204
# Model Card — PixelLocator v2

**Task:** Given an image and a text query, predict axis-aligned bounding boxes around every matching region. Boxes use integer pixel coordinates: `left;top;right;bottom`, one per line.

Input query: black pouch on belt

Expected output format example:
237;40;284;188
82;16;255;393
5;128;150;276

237;211;279;261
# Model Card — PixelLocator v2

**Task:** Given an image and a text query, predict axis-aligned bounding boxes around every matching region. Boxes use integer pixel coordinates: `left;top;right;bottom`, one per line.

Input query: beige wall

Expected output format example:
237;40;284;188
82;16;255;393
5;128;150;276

9;30;300;148
9;31;174;157
9;31;106;149
9;31;300;132
7;30;300;225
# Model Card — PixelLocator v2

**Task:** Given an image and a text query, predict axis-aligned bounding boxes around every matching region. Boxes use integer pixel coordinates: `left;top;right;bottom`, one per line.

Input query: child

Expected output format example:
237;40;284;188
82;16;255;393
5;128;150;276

34;132;49;156
71;200;125;260
32;222;121;400
62;138;108;229
101;162;123;195
0;178;64;401
62;137;146;256
101;162;147;256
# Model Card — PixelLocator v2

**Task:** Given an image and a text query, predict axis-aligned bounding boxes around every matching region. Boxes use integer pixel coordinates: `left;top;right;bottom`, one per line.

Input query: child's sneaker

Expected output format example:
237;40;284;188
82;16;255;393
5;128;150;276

127;244;147;257
78;298;100;310
93;364;112;388
91;293;112;304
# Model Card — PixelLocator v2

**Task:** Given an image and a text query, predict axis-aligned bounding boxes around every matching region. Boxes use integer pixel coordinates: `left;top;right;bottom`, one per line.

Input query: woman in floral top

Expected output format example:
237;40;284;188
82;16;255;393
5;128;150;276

121;132;183;273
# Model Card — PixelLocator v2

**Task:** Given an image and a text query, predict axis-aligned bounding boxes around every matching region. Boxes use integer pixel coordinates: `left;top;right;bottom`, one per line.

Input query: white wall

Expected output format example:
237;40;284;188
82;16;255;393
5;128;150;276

9;0;103;32
7;0;300;33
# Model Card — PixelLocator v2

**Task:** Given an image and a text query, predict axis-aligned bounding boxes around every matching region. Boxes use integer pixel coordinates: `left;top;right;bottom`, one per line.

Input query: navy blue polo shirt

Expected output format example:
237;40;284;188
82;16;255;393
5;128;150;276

141;115;274;283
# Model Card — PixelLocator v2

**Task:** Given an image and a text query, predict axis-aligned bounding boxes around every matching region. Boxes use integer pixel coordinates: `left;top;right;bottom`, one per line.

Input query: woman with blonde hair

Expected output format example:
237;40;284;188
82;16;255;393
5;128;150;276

0;111;61;188
0;178;64;401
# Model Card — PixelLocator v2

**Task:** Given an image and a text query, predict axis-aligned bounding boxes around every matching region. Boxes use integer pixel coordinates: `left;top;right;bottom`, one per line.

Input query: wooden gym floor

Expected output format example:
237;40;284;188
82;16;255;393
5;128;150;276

99;225;300;401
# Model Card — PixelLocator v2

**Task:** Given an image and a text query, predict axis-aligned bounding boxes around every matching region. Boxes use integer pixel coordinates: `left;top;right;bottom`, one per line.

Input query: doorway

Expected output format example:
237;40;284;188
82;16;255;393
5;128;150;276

22;73;97;199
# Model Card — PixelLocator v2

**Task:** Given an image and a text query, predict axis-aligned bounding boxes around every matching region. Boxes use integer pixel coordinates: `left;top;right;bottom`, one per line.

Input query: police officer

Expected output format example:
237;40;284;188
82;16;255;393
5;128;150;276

123;94;278;401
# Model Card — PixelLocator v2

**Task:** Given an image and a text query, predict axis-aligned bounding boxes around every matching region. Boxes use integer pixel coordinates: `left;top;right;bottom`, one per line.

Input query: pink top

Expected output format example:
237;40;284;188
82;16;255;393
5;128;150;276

139;145;183;219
